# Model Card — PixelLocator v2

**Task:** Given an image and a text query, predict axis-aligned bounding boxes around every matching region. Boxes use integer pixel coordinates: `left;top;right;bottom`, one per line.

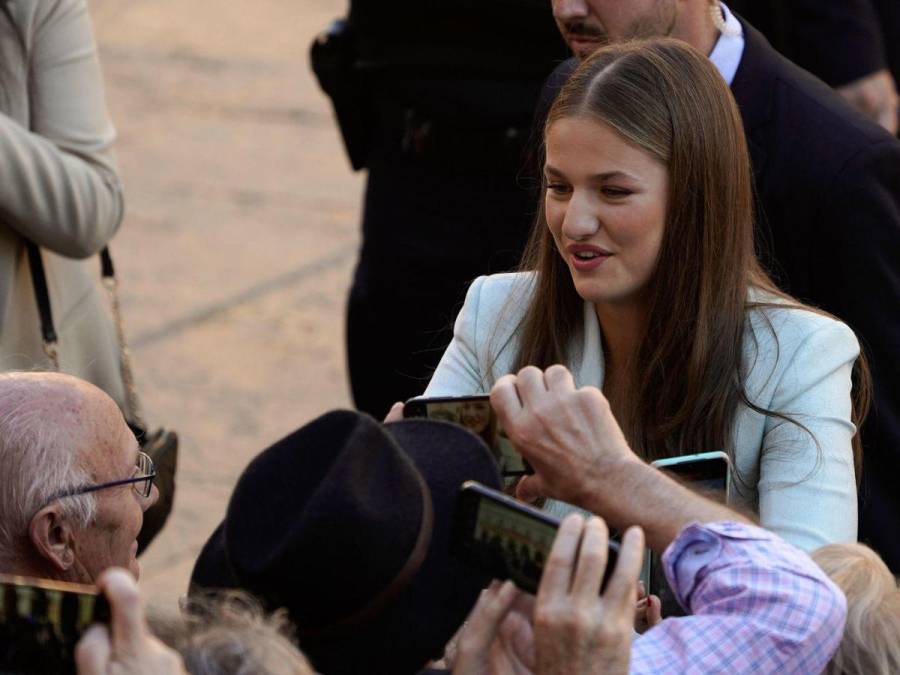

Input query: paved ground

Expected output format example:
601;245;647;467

89;0;360;616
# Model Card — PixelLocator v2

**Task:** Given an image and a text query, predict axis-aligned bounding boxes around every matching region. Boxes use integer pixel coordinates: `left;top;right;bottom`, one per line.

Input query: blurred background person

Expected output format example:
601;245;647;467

728;0;899;134
311;1;567;419
0;0;126;405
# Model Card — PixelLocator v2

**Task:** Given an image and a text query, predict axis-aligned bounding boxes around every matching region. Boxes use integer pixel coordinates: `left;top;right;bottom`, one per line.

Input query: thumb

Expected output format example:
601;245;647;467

516;475;546;504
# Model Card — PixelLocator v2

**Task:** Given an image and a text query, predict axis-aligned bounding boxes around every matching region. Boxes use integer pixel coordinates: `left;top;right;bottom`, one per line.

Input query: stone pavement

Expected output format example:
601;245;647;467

89;0;360;615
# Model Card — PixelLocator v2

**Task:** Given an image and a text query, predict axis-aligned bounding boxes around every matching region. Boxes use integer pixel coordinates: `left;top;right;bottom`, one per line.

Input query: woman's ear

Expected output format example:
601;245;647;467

28;505;77;572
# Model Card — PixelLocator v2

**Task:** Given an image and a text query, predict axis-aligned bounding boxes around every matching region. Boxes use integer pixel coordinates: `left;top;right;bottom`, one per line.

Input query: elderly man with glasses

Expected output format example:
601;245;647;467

0;372;158;582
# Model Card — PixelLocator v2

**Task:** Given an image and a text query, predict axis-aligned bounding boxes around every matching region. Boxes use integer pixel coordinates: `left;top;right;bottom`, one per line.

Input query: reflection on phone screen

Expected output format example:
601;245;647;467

425;401;527;477
474;496;557;592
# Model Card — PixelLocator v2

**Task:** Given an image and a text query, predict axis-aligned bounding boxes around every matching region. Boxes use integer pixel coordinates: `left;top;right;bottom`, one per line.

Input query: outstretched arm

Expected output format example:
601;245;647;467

490;365;745;553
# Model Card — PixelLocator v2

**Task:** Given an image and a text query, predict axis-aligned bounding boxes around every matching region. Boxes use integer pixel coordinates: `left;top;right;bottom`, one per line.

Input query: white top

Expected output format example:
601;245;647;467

710;2;745;86
425;272;860;552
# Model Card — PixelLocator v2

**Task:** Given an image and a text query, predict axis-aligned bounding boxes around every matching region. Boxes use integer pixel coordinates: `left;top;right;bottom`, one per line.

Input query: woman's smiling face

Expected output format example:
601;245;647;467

544;116;669;309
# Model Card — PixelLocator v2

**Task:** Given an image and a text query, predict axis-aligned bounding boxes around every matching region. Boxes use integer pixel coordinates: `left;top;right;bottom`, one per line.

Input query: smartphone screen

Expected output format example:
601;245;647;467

405;396;530;478
657;455;729;494
454;481;618;595
0;573;109;675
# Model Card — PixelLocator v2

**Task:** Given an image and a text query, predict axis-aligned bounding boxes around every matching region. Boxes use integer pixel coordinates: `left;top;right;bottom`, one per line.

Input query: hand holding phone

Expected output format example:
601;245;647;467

453;481;620;595
75;568;186;675
451;510;646;675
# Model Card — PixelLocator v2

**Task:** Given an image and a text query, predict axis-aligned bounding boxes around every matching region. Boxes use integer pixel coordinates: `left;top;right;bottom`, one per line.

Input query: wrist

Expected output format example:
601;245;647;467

571;452;645;519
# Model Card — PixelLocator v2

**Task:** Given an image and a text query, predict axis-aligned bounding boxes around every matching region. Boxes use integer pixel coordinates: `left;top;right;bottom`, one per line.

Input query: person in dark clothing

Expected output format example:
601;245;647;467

311;2;567;419
727;0;898;134
538;0;900;573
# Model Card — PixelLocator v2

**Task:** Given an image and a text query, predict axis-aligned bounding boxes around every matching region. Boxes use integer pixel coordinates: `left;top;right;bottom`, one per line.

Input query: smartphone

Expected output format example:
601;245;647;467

453;481;619;595
0;573;110;675
652;451;731;496
644;452;732;618
404;395;531;478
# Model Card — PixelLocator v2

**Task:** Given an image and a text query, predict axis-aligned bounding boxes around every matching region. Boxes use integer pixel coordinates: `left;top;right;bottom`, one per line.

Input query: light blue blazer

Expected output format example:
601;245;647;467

425;272;860;552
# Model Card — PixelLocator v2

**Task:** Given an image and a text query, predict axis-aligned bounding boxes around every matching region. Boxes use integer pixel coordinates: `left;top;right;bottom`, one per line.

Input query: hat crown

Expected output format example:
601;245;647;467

225;411;428;628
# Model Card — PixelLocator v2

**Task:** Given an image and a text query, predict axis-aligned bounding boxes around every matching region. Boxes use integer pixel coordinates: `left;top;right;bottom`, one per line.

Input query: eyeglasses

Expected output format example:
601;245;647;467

47;451;157;503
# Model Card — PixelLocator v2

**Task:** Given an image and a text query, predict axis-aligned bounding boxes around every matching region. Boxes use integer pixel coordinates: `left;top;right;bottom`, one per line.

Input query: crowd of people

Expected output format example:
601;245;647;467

2;0;900;673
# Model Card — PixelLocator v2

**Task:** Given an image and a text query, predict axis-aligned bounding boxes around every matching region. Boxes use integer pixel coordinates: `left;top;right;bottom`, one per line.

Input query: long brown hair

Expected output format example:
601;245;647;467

513;39;869;472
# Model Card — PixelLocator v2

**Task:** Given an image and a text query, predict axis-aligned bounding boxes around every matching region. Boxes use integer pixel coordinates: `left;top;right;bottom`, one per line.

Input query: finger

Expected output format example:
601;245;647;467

543;364;575;393
457;581;520;662
383;401;405;423
514;366;549;409
491;375;524;427
602;526;645;610
637;579;647;600
570;516;610;598
536;513;584;602
74;624;111;675
515;474;546;504
498;609;536;670
98;567;147;657
647;595;663;627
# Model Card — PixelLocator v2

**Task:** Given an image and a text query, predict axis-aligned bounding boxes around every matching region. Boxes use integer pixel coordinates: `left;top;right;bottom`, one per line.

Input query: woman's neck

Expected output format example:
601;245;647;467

595;301;648;376
596;300;648;447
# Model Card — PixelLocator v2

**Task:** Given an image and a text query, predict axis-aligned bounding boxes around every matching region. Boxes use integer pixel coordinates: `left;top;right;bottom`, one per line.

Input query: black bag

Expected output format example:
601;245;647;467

26;243;178;554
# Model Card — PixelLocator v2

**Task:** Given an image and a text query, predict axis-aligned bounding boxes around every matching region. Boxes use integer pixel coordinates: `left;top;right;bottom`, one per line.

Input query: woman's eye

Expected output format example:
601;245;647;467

545;183;570;195
602;187;632;198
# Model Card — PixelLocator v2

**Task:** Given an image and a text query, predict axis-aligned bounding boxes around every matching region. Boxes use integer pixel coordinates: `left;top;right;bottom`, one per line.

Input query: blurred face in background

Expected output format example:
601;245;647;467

460;400;491;434
551;0;679;60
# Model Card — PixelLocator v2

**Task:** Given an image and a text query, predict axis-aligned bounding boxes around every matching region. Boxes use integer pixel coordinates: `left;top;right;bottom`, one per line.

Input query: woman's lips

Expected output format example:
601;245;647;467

567;244;613;271
571;253;611;271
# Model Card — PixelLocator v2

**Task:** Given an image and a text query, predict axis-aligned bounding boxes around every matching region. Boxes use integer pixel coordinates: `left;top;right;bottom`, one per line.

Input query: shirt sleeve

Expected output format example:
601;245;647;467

630;521;846;674
0;0;124;259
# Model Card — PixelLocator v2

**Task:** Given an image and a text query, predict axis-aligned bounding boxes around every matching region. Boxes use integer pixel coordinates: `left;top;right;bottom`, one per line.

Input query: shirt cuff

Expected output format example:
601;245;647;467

661;521;775;610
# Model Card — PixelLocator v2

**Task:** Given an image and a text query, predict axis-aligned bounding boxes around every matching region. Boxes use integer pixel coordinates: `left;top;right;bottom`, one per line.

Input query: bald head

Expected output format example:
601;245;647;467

0;372;145;581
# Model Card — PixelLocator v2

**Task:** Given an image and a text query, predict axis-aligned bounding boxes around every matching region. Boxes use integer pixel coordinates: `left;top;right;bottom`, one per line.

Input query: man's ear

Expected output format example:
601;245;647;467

28;505;77;573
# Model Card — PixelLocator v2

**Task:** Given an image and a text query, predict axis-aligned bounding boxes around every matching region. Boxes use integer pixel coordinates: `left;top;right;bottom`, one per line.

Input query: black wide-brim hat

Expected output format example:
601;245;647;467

190;410;501;675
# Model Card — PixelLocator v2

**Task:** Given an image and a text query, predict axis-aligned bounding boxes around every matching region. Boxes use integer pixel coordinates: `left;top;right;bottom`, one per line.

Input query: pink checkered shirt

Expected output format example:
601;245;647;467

631;521;846;674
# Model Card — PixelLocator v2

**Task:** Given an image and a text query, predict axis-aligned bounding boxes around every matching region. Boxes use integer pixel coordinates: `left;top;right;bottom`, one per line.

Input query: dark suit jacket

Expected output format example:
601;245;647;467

727;0;888;87
536;23;900;572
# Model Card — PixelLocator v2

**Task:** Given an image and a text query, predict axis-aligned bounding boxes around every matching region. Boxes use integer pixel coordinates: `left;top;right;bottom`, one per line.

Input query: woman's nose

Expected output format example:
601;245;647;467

562;192;599;240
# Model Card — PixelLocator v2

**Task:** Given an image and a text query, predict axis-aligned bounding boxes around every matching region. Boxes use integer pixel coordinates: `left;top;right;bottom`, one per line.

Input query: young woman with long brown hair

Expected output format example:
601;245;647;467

425;38;869;551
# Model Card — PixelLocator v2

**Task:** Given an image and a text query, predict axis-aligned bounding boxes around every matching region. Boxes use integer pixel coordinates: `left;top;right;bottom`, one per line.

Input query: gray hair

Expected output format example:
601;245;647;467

0;373;97;567
178;591;314;675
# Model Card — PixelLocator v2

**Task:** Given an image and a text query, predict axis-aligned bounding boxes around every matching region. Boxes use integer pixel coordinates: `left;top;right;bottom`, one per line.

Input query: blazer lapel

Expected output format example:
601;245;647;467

571;300;605;389
730;17;775;182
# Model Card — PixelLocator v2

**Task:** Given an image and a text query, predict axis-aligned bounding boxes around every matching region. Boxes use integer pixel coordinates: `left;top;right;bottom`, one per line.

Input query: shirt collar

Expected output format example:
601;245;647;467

708;2;745;86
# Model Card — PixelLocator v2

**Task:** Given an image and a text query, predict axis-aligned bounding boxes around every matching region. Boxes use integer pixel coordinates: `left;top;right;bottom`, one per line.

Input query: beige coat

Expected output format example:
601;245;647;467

0;0;127;409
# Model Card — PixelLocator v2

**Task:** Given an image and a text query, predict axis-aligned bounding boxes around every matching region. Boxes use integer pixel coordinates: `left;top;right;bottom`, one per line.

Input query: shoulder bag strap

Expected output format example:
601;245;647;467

24;243;147;429
99;246;146;429
25;241;60;369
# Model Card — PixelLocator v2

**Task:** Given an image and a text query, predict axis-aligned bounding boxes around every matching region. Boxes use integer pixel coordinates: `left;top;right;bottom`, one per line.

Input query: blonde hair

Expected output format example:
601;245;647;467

812;543;900;674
